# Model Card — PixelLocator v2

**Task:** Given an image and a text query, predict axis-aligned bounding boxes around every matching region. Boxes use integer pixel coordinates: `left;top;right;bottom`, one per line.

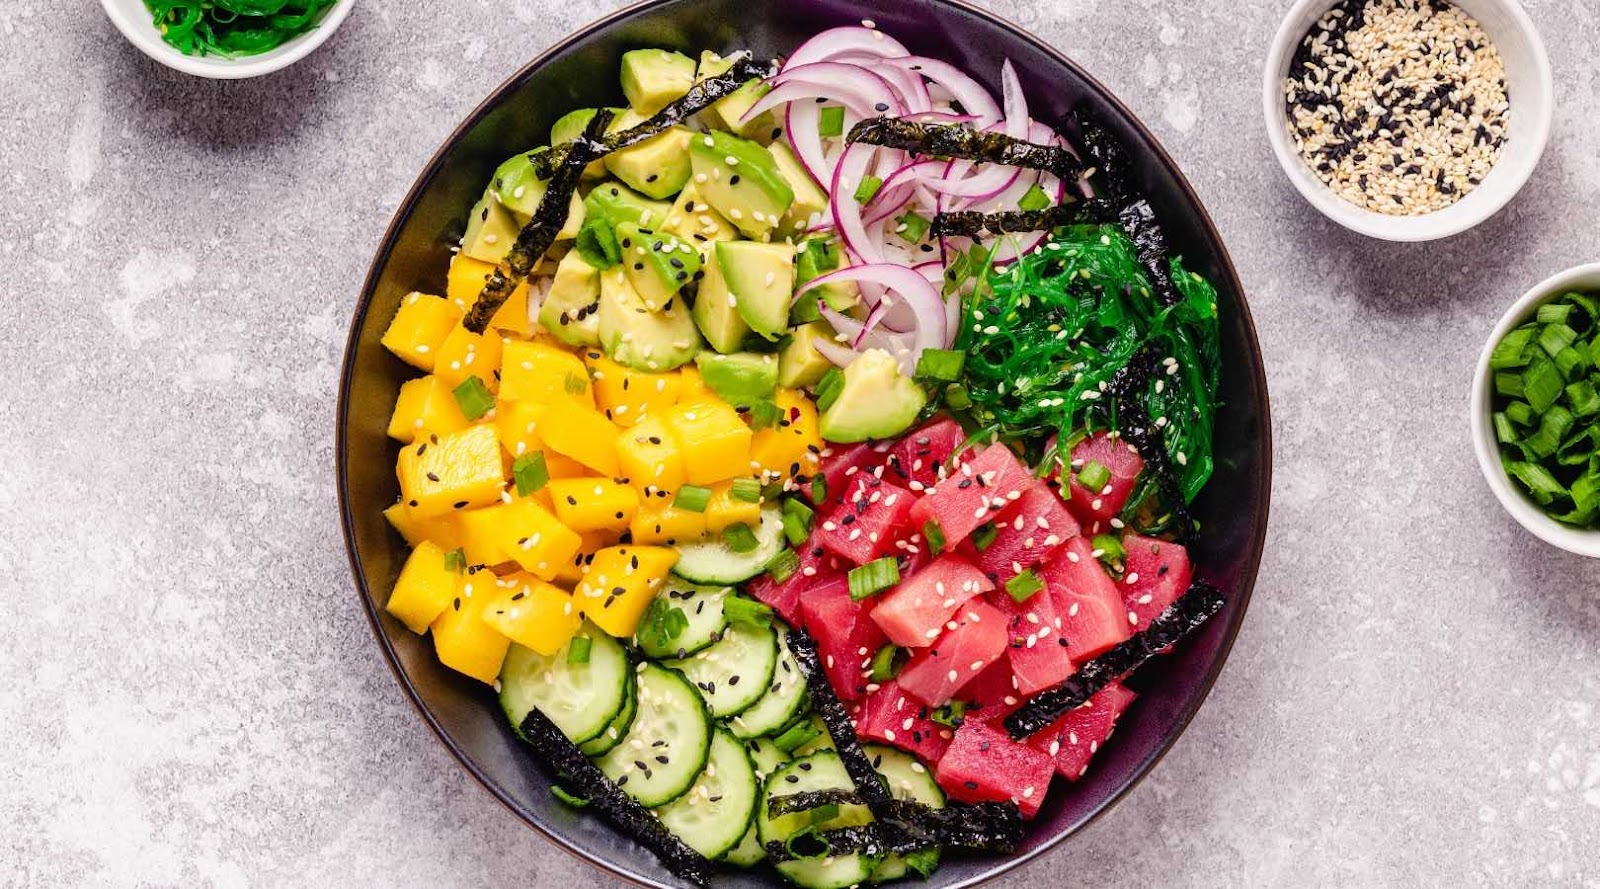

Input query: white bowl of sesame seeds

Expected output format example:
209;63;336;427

1263;0;1552;241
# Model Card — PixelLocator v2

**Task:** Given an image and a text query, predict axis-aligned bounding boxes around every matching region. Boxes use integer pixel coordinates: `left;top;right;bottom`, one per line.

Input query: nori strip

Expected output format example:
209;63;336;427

763;826;888;863
463;109;612;334
767;788;864;819
930;200;1115;238
886;800;1023;853
1002;579;1226;740
1108;347;1198;543
784;632;901;818
518;708;714;887
847;118;1084;181
1072;112;1181;308
531;57;776;179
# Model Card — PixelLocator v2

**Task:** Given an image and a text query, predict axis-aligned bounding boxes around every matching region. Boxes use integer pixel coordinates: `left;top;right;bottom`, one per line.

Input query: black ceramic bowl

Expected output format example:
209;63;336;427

339;1;1272;885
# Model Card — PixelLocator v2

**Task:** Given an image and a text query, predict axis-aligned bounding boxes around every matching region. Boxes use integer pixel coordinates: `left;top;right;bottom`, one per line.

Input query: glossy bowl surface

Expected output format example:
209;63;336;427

339;1;1273;885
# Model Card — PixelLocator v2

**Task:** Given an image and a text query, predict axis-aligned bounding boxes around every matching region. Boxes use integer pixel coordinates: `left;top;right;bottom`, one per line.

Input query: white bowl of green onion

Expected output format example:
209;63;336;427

1472;262;1600;557
101;0;352;79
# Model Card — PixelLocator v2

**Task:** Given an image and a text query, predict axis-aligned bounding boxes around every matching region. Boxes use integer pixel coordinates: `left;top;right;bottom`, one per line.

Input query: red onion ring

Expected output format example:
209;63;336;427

782;26;910;70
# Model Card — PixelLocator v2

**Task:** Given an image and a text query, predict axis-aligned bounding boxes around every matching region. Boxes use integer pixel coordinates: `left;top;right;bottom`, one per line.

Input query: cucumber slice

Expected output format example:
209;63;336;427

498;625;629;745
743;736;791;782
578;670;637;756
666;620;778;717
722;824;765;868
729;626;809;738
635;576;733;659
791;715;838;757
758;752;880;889
596;663;712;806
864;744;944;883
674;505;785;584
656;728;760;859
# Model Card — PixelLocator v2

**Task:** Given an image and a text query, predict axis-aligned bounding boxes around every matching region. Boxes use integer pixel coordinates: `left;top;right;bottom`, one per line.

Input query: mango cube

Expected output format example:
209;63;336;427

480;574;582;656
665;401;753;485
433;325;504;392
456;502;517;568
499;339;594;407
384;501;465;552
749;389;824;480
586;352;681;427
431;567;511;684
630;498;709;545
678;365;715;403
396;425;506;517
447;254;529;336
552;529;618;586
577;545;679;637
616;417;686;495
495;399;544;459
385;540;459;634
548;477;640;534
388;374;471;443
481;496;584;580
381;292;463;371
539;401;622;478
704;480;763;534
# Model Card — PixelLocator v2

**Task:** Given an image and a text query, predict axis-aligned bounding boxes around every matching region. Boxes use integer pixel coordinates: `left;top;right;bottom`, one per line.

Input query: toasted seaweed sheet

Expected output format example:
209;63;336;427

518;709;714;887
930;200;1114;238
1108;347;1198;542
1003;580;1226;739
1072;112;1182;309
763;825;888;863
767;788;864;819
847;118;1084;180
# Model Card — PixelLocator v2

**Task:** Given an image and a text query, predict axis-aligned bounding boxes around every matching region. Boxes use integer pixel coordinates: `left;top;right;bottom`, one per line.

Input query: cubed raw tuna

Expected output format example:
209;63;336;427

1120;533;1191;631
809;440;894;507
798;576;888;702
882;417;973;492
958;660;1024;725
896;600;1010;706
816;475;917;565
1060;431;1145;530
936;719;1056;818
1027;681;1137;781
853;680;953;763
747;539;846;625
995;585;1076;696
1039;536;1132;661
910;444;1036;545
869;555;993;648
975;483;1082;585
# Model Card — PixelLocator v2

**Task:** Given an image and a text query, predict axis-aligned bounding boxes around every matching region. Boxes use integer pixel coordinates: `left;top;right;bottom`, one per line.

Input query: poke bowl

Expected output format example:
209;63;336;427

338;0;1272;886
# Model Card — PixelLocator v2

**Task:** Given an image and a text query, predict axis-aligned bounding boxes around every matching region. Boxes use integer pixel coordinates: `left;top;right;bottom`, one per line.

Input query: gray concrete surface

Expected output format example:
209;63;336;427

3;0;1598;886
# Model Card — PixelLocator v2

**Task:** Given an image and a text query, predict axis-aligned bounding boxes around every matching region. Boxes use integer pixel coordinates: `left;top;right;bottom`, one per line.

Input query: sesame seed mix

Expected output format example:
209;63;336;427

1285;0;1508;215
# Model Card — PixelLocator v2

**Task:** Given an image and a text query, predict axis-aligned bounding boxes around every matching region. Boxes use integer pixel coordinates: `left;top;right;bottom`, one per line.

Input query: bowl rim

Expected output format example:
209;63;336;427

337;0;1274;884
1469;262;1600;558
99;0;354;80
1259;0;1554;243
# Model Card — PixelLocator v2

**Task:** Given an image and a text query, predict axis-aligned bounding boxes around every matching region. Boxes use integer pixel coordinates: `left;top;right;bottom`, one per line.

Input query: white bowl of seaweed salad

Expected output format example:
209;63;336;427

1263;0;1552;241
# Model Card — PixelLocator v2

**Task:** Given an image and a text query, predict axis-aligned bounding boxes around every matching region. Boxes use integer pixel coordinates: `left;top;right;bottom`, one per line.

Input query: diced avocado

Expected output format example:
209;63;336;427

697;51;774;139
598;266;703;371
795;237;860;312
539;251;603;347
778;321;836;389
689;131;794;240
605;111;693;199
614;222;701;312
461;194;520;263
695;352;778;407
585;180;674;231
490;150;550;217
767;142;827;236
663;181;739;244
550;108;609;179
819;348;927;443
620;49;696;115
691;251;751;354
717;240;794;340
555;189;585;240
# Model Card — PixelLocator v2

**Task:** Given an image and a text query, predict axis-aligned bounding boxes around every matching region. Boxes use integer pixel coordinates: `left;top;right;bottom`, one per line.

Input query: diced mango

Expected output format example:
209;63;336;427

385;540;460;634
431;567;511;684
665;401;753;485
616;417;686;495
480;574;582;656
705;480;764;533
548;477;640;534
552;529;618;586
384;501;465;552
456;502;517;568
433;325;504;392
396;425;506;517
629;497;710;545
540;401;622;477
488;497;584;579
678;365;715;403
750;389;824;480
388;374;471;443
500;339;594;407
495;399;544;459
585;352;682;427
447;254;530;336
577;545;679;637
381;292;463;371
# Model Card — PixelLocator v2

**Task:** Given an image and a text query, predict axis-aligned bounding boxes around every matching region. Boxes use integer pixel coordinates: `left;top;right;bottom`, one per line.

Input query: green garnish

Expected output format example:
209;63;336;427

1018;183;1053;212
815;367;845;412
808;803;841;825
730;478;763;503
452;376;496;421
564;372;588;395
929;700;966;728
550;785;591;808
1077;460;1111;492
922;520;946;555
142;0;338;58
818;106;846;138
1093;533;1125;563
905;848;941;878
847;557;900;601
971;523;998;551
773;720;821;753
853;175;884;204
512;452;550;496
674;484;713;512
443;548;467;572
639;601;689;650
915;348;966;383
766;547;800;583
895;211;931;243
723;595;774;628
811;475;827;504
868;645;905;682
567;635;592;665
1005;570;1045;603
724;523;760;553
943;383;972;410
748;399;783;430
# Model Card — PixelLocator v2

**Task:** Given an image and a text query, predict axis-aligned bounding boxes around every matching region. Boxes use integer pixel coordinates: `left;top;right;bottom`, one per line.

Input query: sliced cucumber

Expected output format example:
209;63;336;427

673;504;785;584
743;735;791;783
596;663;712;806
729;626;809;738
722;824;765;868
655;728;760;859
635;576;732;659
666;620;778;717
758;752;880;889
791;714;838;757
578;671;637;756
865;744;944;883
498;625;629;745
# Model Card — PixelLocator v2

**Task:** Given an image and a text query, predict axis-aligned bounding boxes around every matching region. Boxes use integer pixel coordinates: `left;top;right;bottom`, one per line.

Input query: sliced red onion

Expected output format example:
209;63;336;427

798;262;949;350
782;26;910;70
745;75;891;125
998;60;1029;139
862;159;944;226
783;102;828;189
830;143;882;264
884;56;1001;125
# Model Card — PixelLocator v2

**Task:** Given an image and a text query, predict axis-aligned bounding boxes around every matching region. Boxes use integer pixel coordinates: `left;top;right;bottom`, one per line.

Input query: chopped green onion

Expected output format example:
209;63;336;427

1505;460;1567;506
766;547;800;583
848;557;900;601
443;548;467;572
815;368;845;412
674;484;712;512
1540;324;1578;358
1523;360;1565;412
1525;405;1574;459
1489;326;1536;369
512;452;550;496
551;785;591;808
853;175;883;204
944;383;972;410
640;600;689;649
1495;372;1526;398
808;803;841;825
869;645;905;682
452;376;496;421
731;478;763;503
748;399;783;430
774;720;821;753
724;523;760;553
1505;400;1535;426
895;211;930;243
811;475;828;503
567;635;592;664
905;848;941;879
1567;381;1600;418
1538;303;1574;325
922;520;946;555
724;595;773;628
1493;412;1517;445
1554;345;1590;379
1005;569;1045;603
565;372;588;395
1077;460;1111;492
818;105;846;138
915;348;966;383
929;700;966;728
783;496;815;527
1018;183;1052;212
1092;533;1125;562
971;523;998;551
782;511;810;547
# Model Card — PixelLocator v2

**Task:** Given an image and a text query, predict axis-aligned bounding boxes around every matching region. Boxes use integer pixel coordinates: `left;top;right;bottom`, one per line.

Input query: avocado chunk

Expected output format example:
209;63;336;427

620;49;696;115
539;251;603;347
794;237;860;313
614;222;701;312
695;352;778;407
819;349;927;443
586;180;674;231
491;150;550;217
663;180;739;244
716;240;795;340
598;266;703;371
767;142;828;235
605;112;693;199
697;51;774;139
550;108;610;179
689;131;794;240
778;321;837;389
461;194;521;263
691;250;751;354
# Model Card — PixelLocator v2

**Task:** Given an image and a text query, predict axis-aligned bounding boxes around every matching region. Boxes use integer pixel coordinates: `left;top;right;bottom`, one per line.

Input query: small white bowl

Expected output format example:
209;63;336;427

1262;0;1553;242
101;0;353;79
1470;263;1600;558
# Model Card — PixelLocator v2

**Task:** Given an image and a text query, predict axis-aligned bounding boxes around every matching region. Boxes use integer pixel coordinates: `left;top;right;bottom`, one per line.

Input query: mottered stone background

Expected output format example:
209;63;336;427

3;0;1598;886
